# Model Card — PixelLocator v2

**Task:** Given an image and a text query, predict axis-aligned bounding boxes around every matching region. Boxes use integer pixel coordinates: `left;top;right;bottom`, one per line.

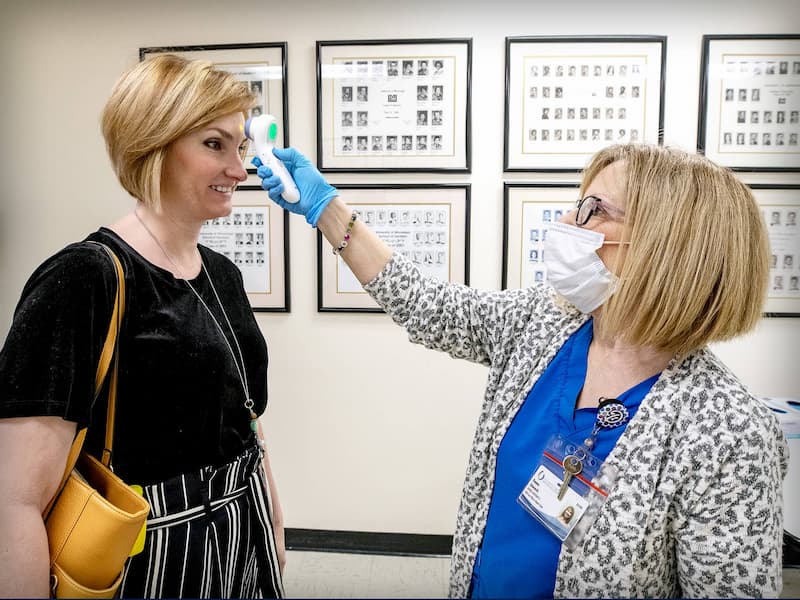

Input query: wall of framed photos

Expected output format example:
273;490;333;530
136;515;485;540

2;0;798;536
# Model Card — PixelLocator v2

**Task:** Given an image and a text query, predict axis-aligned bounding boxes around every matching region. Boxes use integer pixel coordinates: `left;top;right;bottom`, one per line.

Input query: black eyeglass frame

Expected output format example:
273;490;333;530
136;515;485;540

575;195;603;226
575;195;626;227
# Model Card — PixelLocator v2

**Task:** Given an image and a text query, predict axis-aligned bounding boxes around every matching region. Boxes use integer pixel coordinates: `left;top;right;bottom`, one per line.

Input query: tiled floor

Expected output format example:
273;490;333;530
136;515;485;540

283;550;800;598
283;551;449;598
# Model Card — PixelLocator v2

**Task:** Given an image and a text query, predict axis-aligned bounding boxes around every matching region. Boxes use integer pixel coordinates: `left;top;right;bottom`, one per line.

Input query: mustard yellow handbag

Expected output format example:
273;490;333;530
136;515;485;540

43;243;150;598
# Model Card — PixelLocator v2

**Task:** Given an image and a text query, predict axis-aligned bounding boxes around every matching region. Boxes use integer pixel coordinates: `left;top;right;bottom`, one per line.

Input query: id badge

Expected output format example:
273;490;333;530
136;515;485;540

517;433;612;543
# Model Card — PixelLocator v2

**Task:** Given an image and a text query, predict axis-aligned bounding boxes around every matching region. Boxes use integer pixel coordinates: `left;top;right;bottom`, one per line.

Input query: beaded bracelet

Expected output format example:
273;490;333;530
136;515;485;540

332;210;358;255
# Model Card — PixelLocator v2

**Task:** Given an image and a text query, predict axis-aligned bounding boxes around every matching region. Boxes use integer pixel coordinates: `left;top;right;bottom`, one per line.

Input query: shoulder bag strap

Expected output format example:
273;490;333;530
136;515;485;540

96;243;125;468
43;242;125;518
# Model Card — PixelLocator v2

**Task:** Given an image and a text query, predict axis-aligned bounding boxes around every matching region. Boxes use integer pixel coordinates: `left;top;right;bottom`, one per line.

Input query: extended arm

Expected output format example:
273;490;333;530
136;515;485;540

254;150;392;285
316;196;393;286
254;148;528;365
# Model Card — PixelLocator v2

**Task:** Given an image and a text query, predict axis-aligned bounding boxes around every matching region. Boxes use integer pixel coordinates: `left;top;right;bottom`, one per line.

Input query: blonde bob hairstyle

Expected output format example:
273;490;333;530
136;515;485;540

101;54;256;210
583;144;769;356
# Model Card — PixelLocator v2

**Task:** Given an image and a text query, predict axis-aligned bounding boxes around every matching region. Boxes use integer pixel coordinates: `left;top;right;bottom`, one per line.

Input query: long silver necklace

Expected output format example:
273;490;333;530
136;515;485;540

134;209;259;431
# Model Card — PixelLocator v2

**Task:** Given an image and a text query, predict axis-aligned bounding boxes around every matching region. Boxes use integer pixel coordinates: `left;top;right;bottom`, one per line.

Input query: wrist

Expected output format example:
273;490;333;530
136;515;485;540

305;196;335;227
316;197;352;234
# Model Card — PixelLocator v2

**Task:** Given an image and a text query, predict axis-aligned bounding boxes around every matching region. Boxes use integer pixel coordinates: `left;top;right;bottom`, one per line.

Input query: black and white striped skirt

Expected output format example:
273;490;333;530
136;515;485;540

118;445;283;598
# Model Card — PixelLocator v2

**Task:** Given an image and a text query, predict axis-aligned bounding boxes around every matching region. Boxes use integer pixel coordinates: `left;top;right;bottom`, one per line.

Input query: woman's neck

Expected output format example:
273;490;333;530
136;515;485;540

575;321;673;410
109;204;203;279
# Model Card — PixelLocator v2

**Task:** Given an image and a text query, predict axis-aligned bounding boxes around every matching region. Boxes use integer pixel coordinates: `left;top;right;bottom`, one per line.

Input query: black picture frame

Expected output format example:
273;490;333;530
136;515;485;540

697;34;800;172
316;38;472;173
504;35;666;172
502;182;800;318
502;182;580;289
751;184;800;317
139;42;290;175
317;184;471;312
198;185;291;312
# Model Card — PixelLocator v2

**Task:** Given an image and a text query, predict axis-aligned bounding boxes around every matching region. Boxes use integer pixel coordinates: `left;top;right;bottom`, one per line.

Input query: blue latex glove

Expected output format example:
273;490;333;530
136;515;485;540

253;148;338;227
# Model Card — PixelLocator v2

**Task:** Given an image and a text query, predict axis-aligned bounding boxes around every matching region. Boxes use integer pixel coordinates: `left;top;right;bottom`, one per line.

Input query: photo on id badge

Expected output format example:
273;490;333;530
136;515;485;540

516;431;613;542
518;463;589;541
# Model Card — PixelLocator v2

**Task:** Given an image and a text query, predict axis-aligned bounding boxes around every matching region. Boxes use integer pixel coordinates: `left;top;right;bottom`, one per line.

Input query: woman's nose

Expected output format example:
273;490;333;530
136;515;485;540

559;208;577;225
227;157;248;182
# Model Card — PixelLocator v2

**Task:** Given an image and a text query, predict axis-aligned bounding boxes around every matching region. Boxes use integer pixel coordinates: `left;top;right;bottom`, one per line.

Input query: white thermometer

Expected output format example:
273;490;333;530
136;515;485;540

244;114;300;203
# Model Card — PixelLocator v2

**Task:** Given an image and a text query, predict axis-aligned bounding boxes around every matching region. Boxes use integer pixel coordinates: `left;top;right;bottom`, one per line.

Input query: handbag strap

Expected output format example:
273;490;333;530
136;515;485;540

43;242;125;518
96;243;125;467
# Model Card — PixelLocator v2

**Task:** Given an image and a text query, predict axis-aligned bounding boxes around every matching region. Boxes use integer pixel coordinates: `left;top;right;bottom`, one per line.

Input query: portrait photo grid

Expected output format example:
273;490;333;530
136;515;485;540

331;56;456;157
336;203;452;293
522;55;650;153
200;206;272;294
765;204;800;298
519;200;574;288
717;55;800;154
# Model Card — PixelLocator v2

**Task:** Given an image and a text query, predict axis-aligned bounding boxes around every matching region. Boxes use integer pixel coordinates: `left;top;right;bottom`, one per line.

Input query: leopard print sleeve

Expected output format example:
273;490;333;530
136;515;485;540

363;254;552;366
673;386;788;597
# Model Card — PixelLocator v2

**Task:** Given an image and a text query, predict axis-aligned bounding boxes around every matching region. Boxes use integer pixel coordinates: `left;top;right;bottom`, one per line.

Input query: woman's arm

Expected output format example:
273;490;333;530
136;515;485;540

257;422;285;575
256;149;531;365
316;197;393;286
0;416;76;598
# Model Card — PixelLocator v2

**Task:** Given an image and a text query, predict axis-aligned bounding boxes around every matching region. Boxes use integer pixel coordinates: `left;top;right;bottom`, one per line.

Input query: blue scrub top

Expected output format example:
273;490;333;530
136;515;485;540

470;319;659;599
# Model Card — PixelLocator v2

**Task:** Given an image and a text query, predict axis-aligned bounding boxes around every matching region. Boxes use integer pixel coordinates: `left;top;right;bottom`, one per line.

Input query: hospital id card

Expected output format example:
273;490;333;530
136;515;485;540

518;465;589;541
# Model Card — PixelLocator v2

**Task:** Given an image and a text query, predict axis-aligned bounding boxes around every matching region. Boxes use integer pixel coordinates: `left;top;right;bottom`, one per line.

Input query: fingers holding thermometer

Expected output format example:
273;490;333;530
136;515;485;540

253;146;340;226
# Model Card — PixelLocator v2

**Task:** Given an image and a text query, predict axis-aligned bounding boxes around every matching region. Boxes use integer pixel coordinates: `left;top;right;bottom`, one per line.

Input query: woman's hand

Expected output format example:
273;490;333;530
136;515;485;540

253;148;338;227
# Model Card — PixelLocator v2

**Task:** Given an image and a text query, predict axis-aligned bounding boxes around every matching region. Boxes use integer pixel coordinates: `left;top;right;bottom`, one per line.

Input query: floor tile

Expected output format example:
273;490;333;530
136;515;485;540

284;550;800;599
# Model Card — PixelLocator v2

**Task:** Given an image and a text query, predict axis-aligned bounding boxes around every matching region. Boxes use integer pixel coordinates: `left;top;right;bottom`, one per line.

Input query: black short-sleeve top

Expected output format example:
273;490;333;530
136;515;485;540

0;228;269;485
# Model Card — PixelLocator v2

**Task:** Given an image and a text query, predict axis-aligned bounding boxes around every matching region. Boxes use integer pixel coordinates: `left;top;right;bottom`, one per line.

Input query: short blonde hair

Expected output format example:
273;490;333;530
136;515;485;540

583;144;769;355
101;54;256;209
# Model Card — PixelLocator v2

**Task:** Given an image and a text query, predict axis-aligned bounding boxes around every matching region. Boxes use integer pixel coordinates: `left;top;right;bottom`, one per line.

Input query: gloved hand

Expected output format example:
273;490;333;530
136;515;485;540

253;148;338;227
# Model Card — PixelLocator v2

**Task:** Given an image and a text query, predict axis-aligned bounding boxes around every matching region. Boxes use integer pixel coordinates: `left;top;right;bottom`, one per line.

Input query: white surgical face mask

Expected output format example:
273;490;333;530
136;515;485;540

543;221;617;314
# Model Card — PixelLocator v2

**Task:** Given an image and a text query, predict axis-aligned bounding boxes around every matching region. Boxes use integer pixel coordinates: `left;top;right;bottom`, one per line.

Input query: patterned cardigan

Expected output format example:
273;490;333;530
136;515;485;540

364;255;788;598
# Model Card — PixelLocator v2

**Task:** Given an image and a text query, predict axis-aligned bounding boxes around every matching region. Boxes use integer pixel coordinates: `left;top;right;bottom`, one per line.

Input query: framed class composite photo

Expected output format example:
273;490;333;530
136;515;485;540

502;183;579;289
698;35;800;172
317;184;471;312
140;42;289;174
316;38;472;172
753;184;800;317
504;36;666;172
198;186;290;312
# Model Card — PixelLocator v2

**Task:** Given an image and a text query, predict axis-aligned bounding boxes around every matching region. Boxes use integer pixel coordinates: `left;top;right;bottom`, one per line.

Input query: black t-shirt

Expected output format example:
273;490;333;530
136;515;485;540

0;228;269;485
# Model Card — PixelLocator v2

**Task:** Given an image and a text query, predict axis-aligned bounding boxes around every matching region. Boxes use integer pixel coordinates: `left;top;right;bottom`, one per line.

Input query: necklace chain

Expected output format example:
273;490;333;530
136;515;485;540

134;209;253;410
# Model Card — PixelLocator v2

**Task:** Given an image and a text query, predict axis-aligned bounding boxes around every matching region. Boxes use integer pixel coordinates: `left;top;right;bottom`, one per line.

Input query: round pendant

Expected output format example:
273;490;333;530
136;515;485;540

596;397;629;429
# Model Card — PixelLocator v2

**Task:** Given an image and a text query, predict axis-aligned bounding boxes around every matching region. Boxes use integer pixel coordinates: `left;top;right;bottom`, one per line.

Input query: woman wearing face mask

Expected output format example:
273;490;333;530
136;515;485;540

254;144;787;598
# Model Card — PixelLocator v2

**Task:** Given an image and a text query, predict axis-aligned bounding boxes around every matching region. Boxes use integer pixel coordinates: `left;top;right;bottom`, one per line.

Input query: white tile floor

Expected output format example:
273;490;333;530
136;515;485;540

283;551;449;598
283;550;800;599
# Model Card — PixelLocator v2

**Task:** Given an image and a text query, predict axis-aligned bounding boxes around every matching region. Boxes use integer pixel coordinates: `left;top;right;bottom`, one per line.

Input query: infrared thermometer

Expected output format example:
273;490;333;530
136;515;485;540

244;114;300;203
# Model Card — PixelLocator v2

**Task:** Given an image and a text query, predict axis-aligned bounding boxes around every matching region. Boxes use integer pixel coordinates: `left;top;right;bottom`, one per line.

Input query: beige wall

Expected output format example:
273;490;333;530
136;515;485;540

2;0;798;535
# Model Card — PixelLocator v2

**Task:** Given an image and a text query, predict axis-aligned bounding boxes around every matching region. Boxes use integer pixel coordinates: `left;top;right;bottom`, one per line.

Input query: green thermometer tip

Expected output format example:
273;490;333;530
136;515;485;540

268;122;278;141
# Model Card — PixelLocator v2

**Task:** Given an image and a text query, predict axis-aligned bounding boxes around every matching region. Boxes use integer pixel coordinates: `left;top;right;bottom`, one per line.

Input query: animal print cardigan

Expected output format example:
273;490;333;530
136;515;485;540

363;255;788;598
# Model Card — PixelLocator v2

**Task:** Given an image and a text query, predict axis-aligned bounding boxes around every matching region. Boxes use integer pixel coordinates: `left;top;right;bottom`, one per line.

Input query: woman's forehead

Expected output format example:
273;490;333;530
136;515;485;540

585;160;627;207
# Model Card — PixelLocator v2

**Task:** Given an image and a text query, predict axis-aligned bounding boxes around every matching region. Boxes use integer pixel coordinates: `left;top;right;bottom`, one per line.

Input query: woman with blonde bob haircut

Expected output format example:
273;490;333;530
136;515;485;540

0;55;285;598
102;54;255;211
252;142;787;597
584;143;770;355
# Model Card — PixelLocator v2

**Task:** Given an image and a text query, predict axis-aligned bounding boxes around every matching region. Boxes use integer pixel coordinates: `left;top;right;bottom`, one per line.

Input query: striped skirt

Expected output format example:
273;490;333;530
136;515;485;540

118;445;283;599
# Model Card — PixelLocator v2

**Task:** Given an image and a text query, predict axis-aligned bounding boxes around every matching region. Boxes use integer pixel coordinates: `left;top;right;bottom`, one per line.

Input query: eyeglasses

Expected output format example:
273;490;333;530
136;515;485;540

575;195;625;227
